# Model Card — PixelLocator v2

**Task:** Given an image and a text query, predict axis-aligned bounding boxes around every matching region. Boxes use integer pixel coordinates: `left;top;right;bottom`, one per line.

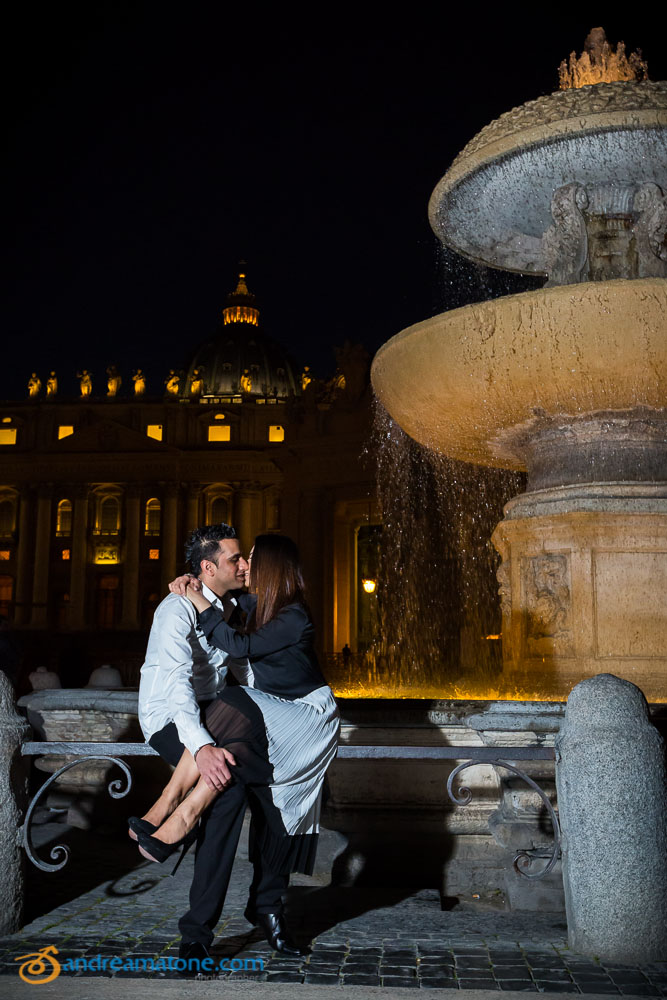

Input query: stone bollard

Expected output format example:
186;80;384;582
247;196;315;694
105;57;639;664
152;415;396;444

0;671;30;934
555;673;667;963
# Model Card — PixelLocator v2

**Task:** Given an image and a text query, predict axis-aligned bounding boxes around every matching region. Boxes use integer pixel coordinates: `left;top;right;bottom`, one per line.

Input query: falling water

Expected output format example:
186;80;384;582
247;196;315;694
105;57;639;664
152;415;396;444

559;27;648;90
339;399;525;699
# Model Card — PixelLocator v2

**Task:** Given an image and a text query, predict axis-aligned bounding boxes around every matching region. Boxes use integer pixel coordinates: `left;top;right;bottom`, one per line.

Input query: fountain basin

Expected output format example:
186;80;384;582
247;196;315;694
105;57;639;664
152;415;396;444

428;81;667;275
371;277;667;479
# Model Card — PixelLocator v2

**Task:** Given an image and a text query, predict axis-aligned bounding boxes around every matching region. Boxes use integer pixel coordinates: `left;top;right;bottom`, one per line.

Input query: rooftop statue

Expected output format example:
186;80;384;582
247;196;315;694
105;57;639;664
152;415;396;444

46;372;57;397
189;368;204;398
77;370;92;397
132;369;146;396
164;369;180;396
27;373;41;398
106;365;121;397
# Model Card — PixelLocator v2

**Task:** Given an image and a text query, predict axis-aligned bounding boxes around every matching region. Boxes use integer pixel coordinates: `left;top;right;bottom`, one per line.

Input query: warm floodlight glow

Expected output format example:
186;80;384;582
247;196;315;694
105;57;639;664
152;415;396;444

268;425;284;442
362;578;377;594
0;429;17;445
223;272;259;325
58;425;74;440
146;424;163;441
208;425;231;442
94;545;119;565
223;305;259;326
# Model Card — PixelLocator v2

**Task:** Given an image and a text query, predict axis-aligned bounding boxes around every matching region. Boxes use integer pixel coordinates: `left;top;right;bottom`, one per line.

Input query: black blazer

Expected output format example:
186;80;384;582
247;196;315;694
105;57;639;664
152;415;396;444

198;597;327;699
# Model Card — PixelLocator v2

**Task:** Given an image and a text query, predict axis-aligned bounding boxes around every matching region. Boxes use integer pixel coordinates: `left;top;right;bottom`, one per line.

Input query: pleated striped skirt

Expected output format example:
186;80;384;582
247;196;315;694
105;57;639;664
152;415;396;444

204;684;340;875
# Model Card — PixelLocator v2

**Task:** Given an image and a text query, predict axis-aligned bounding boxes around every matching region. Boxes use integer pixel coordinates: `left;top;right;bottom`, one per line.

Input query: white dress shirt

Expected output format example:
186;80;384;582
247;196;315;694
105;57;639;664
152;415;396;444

138;583;234;756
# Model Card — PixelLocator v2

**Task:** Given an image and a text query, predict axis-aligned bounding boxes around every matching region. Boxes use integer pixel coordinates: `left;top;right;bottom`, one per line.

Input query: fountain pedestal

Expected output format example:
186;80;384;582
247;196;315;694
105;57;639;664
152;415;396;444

493;485;667;702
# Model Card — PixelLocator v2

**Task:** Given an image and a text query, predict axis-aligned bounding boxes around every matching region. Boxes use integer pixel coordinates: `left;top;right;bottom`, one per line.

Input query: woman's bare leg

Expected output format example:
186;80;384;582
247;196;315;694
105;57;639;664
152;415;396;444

140;776;218;848
128;750;200;838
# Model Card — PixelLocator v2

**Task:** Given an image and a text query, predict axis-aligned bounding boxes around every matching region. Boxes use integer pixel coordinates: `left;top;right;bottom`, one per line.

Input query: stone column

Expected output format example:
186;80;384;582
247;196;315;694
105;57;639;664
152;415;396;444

13;491;33;626
160;484;180;593
29;486;52;628
297;488;324;646
68;488;89;630
233;486;262;558
185;485;202;535
555;673;667;963
332;503;355;652
119;488;141;629
0;672;30;934
265;489;281;532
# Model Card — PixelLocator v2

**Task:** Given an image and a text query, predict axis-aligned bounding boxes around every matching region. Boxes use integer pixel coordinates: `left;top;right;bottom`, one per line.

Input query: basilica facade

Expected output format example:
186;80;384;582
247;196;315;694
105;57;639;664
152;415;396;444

0;272;378;686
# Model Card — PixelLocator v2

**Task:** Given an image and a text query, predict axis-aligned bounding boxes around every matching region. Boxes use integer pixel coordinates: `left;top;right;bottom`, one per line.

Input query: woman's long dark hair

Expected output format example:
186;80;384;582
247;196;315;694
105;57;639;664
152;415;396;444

248;534;307;629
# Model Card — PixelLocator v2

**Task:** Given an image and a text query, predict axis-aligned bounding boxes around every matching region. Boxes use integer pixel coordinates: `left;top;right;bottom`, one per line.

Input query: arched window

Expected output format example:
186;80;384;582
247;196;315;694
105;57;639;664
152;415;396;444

145;498;161;535
210;497;228;524
56;499;72;535
356;523;382;653
0;575;13;616
0;499;15;537
100;496;120;535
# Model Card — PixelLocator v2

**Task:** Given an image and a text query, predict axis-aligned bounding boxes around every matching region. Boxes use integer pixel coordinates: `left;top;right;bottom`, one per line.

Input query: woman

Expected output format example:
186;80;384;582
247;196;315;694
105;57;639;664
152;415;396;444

134;533;339;882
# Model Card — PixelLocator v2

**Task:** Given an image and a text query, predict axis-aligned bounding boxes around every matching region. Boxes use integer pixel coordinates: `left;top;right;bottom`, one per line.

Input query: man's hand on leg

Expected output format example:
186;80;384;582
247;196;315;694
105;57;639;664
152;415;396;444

195;745;236;791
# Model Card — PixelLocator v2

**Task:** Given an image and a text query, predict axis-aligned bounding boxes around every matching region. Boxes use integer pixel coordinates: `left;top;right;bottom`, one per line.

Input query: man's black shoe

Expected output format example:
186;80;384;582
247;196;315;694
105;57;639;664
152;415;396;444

179;939;210;961
254;911;304;956
178;939;211;975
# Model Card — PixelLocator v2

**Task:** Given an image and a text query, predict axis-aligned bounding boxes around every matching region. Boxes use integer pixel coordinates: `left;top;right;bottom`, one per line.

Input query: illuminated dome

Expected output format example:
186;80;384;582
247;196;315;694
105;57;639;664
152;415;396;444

183;268;301;400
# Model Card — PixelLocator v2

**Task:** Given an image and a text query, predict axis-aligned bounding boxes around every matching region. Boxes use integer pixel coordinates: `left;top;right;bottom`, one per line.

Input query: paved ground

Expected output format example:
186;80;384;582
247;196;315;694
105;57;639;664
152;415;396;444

1;818;665;996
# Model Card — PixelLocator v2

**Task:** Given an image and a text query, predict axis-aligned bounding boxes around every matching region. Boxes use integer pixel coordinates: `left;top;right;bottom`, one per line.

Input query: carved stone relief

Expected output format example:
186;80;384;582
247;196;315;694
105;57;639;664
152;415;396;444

496;560;511;620
543;183;589;286
522;553;574;657
634;183;667;278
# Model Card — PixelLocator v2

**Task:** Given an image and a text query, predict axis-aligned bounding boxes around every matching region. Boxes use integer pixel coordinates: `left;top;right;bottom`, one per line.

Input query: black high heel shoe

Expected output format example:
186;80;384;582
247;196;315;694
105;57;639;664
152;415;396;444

136;827;198;876
128;816;157;841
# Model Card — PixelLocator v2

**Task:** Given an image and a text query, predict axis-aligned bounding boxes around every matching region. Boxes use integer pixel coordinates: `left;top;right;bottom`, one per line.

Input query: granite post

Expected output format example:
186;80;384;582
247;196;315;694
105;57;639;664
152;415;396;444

555;673;667;962
0;672;30;934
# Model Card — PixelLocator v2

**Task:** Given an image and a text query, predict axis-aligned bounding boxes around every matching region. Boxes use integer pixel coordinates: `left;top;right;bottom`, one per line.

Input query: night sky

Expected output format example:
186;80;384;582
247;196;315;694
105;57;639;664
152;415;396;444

5;8;665;401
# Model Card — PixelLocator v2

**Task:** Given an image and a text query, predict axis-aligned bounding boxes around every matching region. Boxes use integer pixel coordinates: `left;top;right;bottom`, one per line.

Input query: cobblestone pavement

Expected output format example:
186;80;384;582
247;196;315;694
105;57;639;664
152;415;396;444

1;821;665;994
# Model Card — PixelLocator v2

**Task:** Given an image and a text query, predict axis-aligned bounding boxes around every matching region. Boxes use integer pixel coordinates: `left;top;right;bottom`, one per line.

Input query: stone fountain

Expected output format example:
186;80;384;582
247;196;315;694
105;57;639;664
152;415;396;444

372;42;667;703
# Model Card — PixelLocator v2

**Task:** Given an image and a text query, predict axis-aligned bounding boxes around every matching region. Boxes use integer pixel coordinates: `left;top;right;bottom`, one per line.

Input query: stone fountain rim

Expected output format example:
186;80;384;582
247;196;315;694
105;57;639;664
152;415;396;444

429;79;667;221
372;275;666;367
371;277;667;470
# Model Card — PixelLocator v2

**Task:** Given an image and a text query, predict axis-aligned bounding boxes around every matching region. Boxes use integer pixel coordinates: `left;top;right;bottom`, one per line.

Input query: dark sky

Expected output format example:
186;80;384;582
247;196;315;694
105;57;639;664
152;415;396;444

4;8;665;400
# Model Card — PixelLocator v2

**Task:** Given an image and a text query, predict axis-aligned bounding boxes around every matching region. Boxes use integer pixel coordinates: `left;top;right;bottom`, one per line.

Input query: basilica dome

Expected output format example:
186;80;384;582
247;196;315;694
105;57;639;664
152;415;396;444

182;269;301;400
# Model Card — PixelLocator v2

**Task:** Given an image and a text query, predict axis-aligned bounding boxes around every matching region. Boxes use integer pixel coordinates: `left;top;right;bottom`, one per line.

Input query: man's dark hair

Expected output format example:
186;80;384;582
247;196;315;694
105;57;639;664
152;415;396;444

185;523;237;575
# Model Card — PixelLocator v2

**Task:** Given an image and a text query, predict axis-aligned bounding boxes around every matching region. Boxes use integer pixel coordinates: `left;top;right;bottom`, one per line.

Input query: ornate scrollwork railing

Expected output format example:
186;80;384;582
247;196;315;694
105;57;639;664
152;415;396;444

22;755;133;872
336;744;560;880
20;741;559;878
446;758;561;879
20;741;158;873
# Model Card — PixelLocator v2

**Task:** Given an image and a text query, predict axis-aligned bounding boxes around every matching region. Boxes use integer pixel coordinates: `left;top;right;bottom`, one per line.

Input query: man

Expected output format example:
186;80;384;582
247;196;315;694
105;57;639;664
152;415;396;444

138;523;301;963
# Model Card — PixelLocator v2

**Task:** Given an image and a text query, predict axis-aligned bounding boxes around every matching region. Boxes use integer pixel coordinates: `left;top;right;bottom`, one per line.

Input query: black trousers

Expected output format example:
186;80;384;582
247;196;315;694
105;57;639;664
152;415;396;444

148;722;288;948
